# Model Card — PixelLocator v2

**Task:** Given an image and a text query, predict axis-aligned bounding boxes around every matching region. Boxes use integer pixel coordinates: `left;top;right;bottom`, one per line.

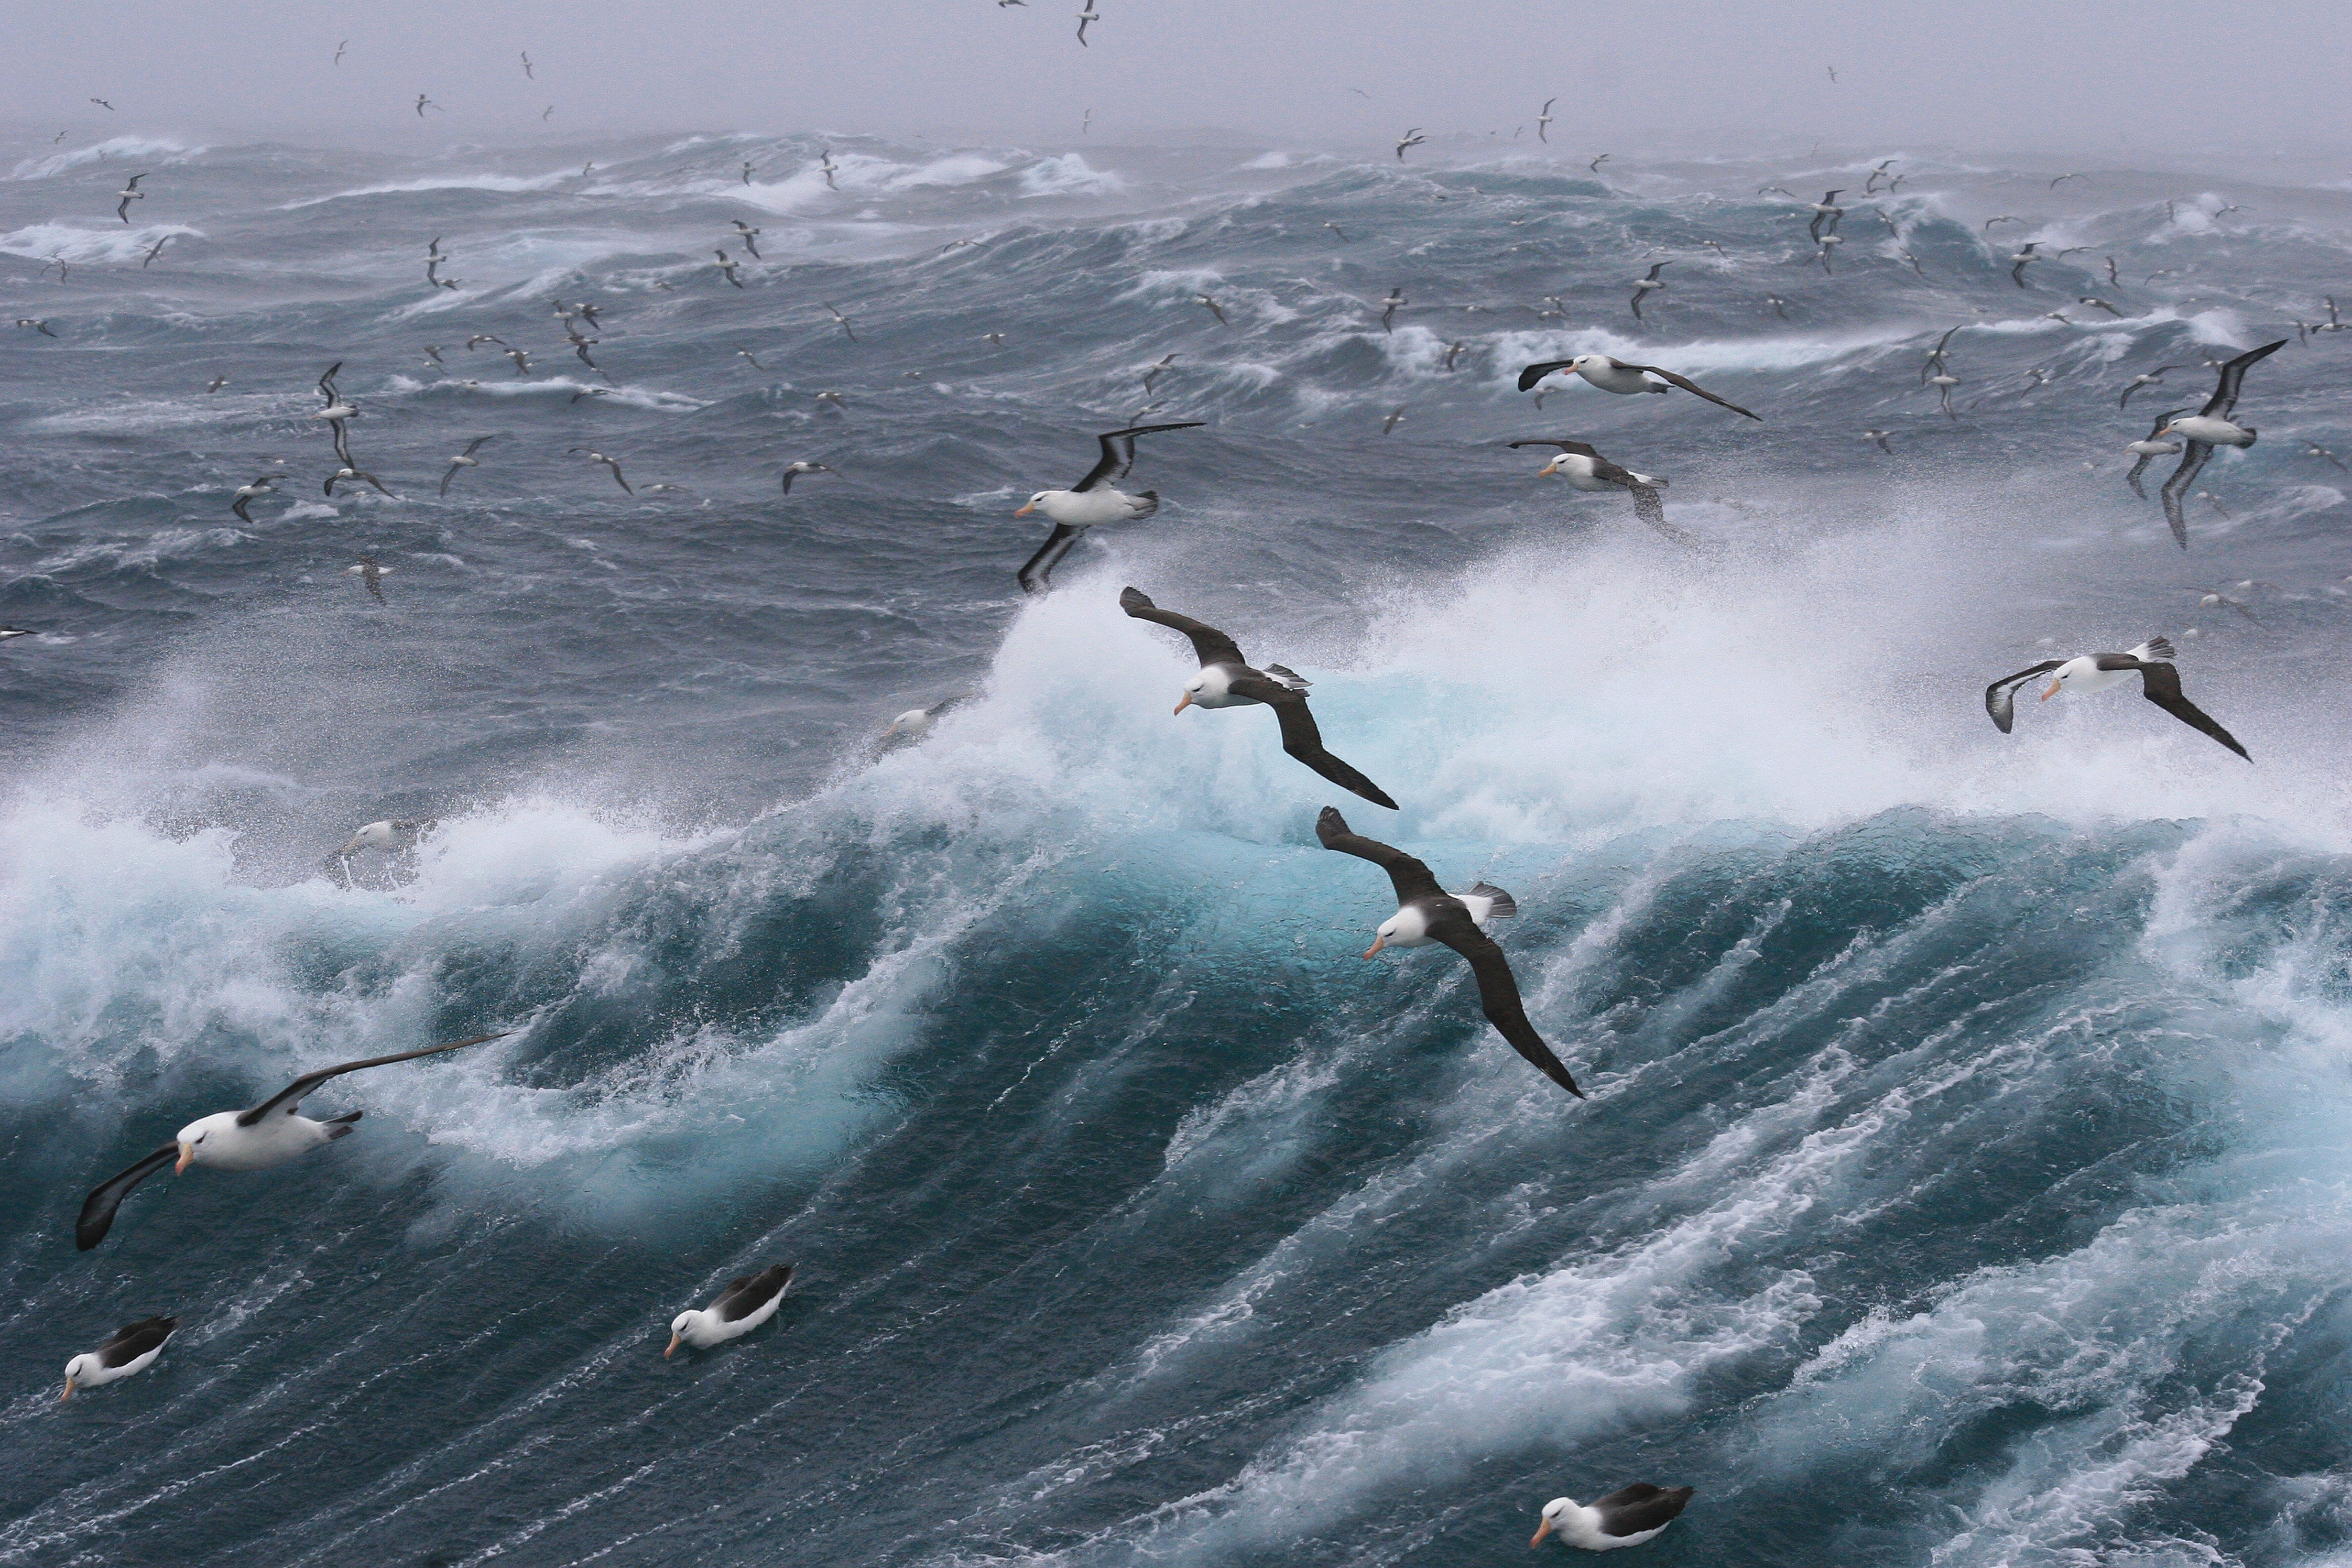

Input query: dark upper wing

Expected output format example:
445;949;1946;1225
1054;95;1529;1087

1018;524;1085;597
1425;913;1584;1097
2201;339;2286;419
1119;586;1247;668
1619;364;1763;420
1984;661;2064;733
1072;422;1205;492
330;420;354;469
77;1144;178;1251
1626;485;1698;544
100;1316;178;1365
1506;439;1599;458
236;1032;507;1126
2123;454;2153;499
2159;443;2213;551
716;1264;794;1321
1316;806;1440;901
2143;407;2185;442
1516;359;1576;393
2135;662;2250;760
318;362;342;404
1239;680;1396;808
1593;1484;1694;1534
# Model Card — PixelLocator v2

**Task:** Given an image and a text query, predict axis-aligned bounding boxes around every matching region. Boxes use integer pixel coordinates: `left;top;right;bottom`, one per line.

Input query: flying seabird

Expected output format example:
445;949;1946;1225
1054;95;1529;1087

731;220;762;258
90;98;114;111
1928;369;1962;419
1589;153;1610;173
2153;339;2286;548
1532;1486;1695;1550
465;334;505;351
732;344;767;371
1816;234;1842;272
1863;429;1894;453
520;51;533;78
345;554;392;602
501;346;532;376
61;1318;177;1400
2077;296;2125;318
16;318;59;337
1984;637;2247;759
739;159;755;186
1382;406;1407;435
1805;189;1843;242
1014;423;1204;594
312;362;358;464
324;466;394;498
1511;439;1691;543
1396;127;1427;160
1628;262;1667;320
1378;287;1407;332
570;447;635;495
1921;326;1958;383
1536;97;1557;142
2191;583;2264;624
823;302;858;341
1123;590;1396;808
140;234;169;267
2122;408;2185;499
75;1032;508;1249
779;460;835;494
1141;353;1178;392
206;373;228;391
334;819;434;874
1983;215;2023;231
1864;158;1897;193
439;435;496;496
333;40;346;63
1765;293;1789;319
230;474;288;522
415;94;442;116
1442;340;1467;371
1315;807;1580;1093
2302;440;2348;472
715;249;745;289
667;1266;793;1355
0;626;32;641
2119;366;2181;407
1194;293;1228;325
2008;243;2040;287
113;172;149;222
1515;355;1761;420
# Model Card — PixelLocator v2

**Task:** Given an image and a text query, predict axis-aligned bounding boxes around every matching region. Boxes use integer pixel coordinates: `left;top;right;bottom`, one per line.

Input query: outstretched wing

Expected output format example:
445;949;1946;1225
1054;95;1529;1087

2123;454;2154;499
1984;661;2064;733
1072;422;1205;492
2159;442;2214;550
1507;439;1601;458
318;362;342;405
236;1032;507;1126
330;420;354;469
77;1144;178;1251
1119;586;1247;668
2201;339;2286;419
1619;363;1763;420
1626;484;1698;544
1516;360;1579;393
2135;662;2250;760
1018;524;1086;596
1239;679;1396;808
1425;912;1584;1097
1316;806;1441;900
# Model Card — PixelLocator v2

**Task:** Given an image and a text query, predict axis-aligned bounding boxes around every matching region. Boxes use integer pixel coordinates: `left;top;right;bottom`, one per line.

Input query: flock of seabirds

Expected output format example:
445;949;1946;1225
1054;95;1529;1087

16;42;2330;1553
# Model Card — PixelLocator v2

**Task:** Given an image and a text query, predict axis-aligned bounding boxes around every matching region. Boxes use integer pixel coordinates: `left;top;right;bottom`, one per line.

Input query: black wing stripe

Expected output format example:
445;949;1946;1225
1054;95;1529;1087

77;1144;178;1251
1018;524;1086;596
1242;682;1397;808
2138;663;2250;759
1429;919;1584;1096
237;1033;507;1126
1119;587;1248;668
1315;807;1443;902
1983;661;2064;733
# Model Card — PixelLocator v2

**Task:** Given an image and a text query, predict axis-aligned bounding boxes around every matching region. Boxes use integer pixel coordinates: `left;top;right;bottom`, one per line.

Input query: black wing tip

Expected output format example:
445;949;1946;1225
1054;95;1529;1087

1315;805;1351;844
1516;361;1569;392
1118;585;1153;613
1356;783;1401;809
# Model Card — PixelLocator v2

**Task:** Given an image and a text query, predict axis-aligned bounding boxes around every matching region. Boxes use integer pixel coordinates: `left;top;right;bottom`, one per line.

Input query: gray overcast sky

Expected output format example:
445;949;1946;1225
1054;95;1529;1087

2;0;2348;155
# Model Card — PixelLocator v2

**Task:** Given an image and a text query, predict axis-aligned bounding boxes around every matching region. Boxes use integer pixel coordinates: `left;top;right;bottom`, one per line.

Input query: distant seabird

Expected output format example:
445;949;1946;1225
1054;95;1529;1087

1075;4;1099;45
439;436;496;496
1141;353;1178;391
779;460;835;494
1123;590;1397;808
1589;153;1610;173
2302;440;2348;472
1511;438;1691;542
1396;127;1427;160
1863;429;1894;453
465;334;505;351
345;554;392;602
1323;222;1350;242
76;1032;508;1249
2119;365;2181;407
823;301;858;341
731;220;763;258
715;249;745;288
1928;369;1961;419
90;98;114;110
62;1318;177;1399
667;1266;793;1355
415;94;442;116
2122;408;2185;499
1013;422;1203;594
1765;294;1789;319
1864;158;1897;193
2077;296;2125;318
1515;355;1761;420
334;40;346;64
520;51;533;78
1805;189;1843;242
331;818;428;868
733;344;767;371
570;447;636;495
1382;406;1407;435
1532;1486;1695;1550
1194;293;1228;325
1628;262;1667;320
2153;339;2285;548
324;466;393;498
312;362;358;465
1985;637;2247;759
1442;339;1466;371
1315;807;1580;1093
1983;215;2023;231
2008;243;2039;287
206;373;228;391
1816;234;1842;272
15;318;58;337
113;172;149;223
140;234;169;267
1536;97;1557;142
502;346;531;376
1379;287;1407;332
0;626;32;641
741;159;755;185
1921;326;1958;383
230;474;288;522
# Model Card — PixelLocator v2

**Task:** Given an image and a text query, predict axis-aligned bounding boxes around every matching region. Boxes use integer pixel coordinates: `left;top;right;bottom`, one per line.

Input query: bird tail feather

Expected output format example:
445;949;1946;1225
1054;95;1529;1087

1465;881;1518;919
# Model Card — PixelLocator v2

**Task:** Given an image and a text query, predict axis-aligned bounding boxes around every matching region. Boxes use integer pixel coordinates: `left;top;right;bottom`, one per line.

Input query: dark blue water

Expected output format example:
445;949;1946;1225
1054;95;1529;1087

4;127;2352;1568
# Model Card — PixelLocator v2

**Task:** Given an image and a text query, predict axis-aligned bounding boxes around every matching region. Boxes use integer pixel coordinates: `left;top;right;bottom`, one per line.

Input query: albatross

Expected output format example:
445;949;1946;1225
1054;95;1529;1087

62;1317;177;1399
1532;1486;1695;1551
75;1032;508;1249
439;435;496;496
667;1265;793;1355
2121;408;2185;499
1120;587;1397;809
1012;422;1203;594
115;173;149;223
1984;637;2248;759
1628;262;1667;320
1510;438;1693;543
312;361;358;466
230;474;289;522
2152;339;2285;549
1316;808;1581;1095
1516;355;1761;420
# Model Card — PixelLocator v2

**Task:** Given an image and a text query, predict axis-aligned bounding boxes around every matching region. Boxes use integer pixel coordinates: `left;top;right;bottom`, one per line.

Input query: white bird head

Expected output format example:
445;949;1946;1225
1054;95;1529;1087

61;1354;96;1399
1014;491;1054;517
176;1111;236;1171
1173;669;1212;715
1532;1498;1577;1546
2040;655;2097;701
665;1311;698;1357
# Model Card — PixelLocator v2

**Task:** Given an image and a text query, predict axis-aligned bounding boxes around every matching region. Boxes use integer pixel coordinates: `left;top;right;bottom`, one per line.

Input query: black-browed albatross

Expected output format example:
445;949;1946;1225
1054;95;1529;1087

668;1265;793;1354
1315;807;1581;1095
75;1032;509;1249
1509;439;1693;543
1983;637;2248;759
1012;423;1203;594
1121;588;1396;808
1516;356;1760;420
1532;1484;1695;1550
2121;408;2185;500
62;1317;177;1399
2152;339;2286;549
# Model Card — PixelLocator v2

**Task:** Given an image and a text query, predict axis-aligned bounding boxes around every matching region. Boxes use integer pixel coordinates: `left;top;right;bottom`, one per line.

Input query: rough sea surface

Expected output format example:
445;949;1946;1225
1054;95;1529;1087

4;126;2351;1568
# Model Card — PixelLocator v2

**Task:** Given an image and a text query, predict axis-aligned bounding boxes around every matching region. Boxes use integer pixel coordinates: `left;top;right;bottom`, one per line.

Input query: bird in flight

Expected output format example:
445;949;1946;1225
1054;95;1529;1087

333;40;347;64
520;51;534;79
1536;97;1556;143
90;97;115;111
1396;127;1427;160
415;94;443;116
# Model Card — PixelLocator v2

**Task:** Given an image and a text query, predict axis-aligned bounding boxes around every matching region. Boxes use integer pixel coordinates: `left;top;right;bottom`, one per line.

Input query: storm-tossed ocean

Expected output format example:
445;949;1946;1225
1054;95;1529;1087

3;122;2352;1568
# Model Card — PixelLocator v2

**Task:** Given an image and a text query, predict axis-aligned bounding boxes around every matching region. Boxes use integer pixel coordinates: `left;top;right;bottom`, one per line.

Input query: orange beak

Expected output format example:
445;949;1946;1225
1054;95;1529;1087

175;1141;194;1173
1363;935;1387;959
60;1379;76;1401
665;1332;681;1358
2040;681;2063;701
1531;1518;1553;1548
1013;502;1035;517
1173;692;1192;715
